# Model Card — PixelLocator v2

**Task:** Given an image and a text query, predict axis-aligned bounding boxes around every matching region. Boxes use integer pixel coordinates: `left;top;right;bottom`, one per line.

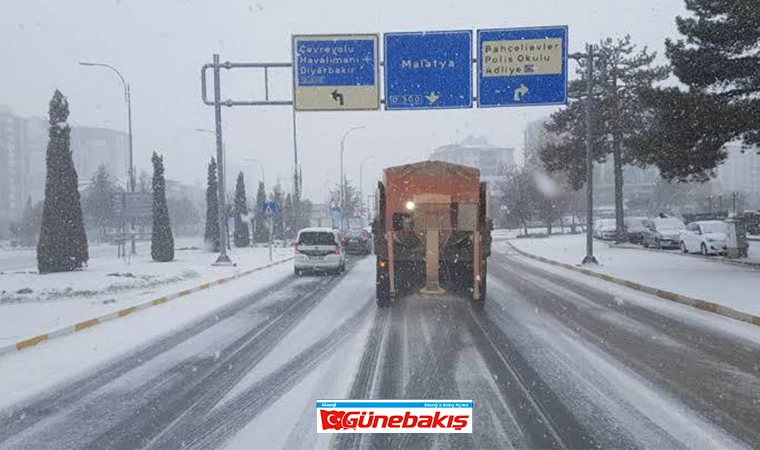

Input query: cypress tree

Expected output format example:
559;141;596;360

204;157;220;251
37;90;89;273
151;152;174;262
254;181;267;243
271;184;285;239
233;172;250;247
284;193;294;238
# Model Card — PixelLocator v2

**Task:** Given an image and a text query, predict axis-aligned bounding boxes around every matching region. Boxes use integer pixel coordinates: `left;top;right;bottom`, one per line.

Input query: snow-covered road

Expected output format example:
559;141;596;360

0;249;759;449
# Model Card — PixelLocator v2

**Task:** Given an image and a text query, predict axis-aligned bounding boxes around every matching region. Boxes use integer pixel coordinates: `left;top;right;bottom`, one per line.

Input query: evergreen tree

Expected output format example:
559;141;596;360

233;171;250;247
283;193;294;238
204;157;220;251
270;183;285;239
151;152;174;262
82;164;120;241
37;90;89;273
633;1;760;181
254;181;267;243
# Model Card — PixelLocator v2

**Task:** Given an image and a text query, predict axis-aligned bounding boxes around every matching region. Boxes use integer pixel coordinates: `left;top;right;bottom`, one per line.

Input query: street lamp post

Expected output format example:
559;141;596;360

340;126;365;229
80;61;136;254
359;155;375;228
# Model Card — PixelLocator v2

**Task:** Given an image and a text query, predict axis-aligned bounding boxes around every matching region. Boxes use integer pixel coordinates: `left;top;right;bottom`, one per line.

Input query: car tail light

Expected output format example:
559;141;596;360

294;244;300;253
334;246;341;255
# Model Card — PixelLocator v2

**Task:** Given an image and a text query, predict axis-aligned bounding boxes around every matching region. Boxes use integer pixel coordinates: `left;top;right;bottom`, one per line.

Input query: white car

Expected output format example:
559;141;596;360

593;219;617;240
680;220;727;255
294;228;346;276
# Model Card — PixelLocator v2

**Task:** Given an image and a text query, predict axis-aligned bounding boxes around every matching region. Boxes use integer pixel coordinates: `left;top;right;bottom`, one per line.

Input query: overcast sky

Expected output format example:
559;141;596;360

0;0;686;203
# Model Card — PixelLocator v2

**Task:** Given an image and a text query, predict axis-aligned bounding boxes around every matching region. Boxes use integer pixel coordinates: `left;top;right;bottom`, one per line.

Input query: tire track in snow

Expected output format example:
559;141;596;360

152;298;374;450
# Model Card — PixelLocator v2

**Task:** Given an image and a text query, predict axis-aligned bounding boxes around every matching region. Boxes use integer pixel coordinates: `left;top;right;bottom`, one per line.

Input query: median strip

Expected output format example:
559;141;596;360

507;242;760;329
0;257;293;357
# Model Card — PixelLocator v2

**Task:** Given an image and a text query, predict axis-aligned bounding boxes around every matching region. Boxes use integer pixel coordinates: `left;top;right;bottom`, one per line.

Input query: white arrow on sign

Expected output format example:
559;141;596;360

425;92;440;104
513;84;529;102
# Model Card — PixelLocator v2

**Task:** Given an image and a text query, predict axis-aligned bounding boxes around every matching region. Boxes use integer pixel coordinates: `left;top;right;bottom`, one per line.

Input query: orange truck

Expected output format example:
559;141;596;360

371;161;492;306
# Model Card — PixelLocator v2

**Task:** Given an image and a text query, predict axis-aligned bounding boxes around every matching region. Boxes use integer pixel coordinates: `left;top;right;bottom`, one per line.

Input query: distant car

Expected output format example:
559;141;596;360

641;217;686;249
680;220;727;255
593;219;617;240
625;217;649;244
294;227;345;276
341;229;372;255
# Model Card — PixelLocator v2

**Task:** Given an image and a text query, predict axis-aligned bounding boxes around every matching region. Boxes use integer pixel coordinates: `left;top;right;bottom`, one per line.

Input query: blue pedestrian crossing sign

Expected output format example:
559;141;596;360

261;201;278;217
477;26;568;107
384;30;473;110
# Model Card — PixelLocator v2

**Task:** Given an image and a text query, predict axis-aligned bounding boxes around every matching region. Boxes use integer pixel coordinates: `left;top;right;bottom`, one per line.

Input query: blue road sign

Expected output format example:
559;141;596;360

477;26;568;107
293;34;380;111
384;30;473;110
261;201;278;216
295;39;376;87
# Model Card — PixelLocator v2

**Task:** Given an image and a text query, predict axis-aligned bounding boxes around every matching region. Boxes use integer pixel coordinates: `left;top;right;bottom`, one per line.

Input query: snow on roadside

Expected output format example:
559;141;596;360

0;239;292;344
502;234;760;317
0;262;294;411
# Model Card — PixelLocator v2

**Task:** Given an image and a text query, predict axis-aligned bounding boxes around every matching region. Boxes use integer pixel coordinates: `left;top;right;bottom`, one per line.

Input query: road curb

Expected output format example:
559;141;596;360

0;257;294;357
506;242;760;329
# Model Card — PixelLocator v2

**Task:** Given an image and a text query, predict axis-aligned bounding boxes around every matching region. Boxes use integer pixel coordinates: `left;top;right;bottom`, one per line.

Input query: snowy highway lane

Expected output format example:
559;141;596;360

1;249;759;449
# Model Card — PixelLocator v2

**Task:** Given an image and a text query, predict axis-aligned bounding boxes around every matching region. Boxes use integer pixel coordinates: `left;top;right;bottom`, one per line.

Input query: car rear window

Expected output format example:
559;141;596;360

298;232;335;246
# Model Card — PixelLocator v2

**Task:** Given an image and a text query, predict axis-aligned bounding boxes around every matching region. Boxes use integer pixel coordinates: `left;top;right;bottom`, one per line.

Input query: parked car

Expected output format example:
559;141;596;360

341;229;373;255
641;217;686;249
294;227;346;276
624;217;648;244
593;219;617;240
742;211;760;235
679;220;727;255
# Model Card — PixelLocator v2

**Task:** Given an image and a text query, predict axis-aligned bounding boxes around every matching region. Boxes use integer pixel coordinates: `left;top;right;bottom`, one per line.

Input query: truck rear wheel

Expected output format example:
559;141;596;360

376;266;391;307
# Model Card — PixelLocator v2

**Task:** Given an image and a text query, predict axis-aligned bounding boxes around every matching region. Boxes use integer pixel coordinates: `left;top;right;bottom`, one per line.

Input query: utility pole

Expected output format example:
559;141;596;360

211;54;232;265
570;44;599;265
